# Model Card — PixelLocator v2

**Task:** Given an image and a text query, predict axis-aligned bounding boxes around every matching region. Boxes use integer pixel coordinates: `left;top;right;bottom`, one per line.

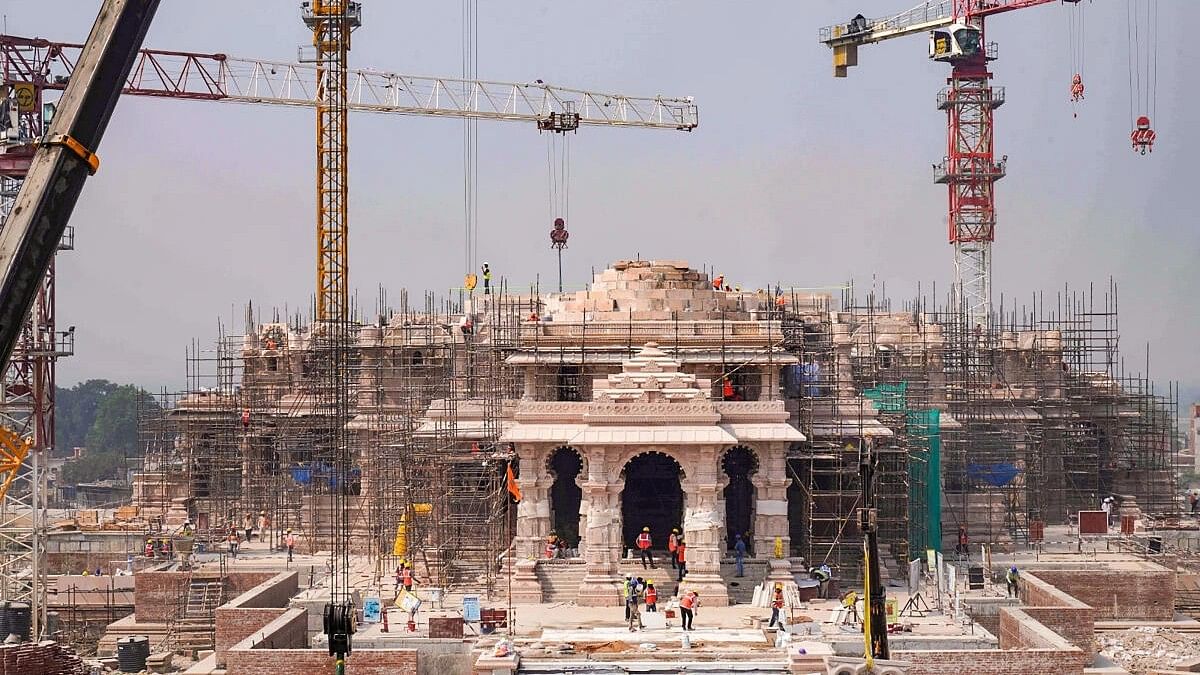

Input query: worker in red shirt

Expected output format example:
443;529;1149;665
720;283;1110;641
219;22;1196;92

636;526;654;569
679;590;699;631
675;539;687;582
768;582;785;628
712;274;724;291
667;528;680;570
644;582;658;612
401;563;415;593
284;528;296;562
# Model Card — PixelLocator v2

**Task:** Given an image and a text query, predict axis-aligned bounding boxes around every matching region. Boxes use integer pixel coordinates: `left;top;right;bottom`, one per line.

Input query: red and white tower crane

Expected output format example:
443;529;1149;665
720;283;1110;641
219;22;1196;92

820;0;1083;328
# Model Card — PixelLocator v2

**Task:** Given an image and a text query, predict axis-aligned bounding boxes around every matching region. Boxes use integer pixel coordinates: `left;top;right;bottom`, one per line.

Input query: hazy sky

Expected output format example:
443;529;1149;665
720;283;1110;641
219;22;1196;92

4;1;1196;400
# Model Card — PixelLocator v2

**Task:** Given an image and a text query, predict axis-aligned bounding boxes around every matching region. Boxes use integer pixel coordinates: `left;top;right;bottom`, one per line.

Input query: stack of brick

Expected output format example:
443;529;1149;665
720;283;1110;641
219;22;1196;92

0;642;87;675
545;260;752;321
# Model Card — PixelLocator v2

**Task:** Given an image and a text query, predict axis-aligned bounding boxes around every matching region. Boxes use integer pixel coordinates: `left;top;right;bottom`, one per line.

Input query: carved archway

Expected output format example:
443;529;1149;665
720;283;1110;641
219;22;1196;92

546;446;584;548
620;451;684;552
721;445;759;551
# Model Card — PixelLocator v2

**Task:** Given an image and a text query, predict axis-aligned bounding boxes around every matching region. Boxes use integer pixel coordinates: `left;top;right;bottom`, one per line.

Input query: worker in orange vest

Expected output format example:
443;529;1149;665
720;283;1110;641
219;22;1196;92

667;528;680;570
644;582;658;612
722;377;738;401
636;526;654;569
402;563;415;592
284;528;296;562
769;582;785;628
675;539;687;582
712;274;724;291
679;590;699;631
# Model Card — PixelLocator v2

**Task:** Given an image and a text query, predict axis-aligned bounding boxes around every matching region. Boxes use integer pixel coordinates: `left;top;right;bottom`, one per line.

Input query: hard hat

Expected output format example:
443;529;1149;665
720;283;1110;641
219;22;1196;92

672;528;679;533
647;581;654;586
642;526;650;532
482;261;489;267
1010;565;1017;572
260;510;266;515
286;528;292;533
625;573;632;578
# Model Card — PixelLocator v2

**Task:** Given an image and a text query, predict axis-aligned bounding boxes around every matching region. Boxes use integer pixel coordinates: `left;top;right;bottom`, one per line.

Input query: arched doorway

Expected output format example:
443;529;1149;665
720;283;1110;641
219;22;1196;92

722;446;757;551
621;452;684;552
548;447;583;548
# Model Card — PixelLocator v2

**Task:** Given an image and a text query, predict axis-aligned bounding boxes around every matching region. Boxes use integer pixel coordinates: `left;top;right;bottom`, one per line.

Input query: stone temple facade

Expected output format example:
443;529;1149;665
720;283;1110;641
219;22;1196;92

505;341;803;606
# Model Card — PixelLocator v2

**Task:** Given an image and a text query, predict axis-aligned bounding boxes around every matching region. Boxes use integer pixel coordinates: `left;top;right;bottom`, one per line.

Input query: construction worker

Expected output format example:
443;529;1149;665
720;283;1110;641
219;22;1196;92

402;563;415;592
144;538;155;559
243;513;254;542
722;377;735;400
769;582;786;628
733;533;747;577
394;564;404;592
1102;495;1115;526
956;526;969;557
627;584;644;632
1190;491;1199;515
545;531;560;559
623;573;634;621
679;590;698;631
644;582;658;612
227;530;240;558
667;528;680;569
675;538;687;582
481;262;492;295
258;511;270;541
181;521;194;538
636;526;654;569
1006;566;1020;598
810;564;832;599
712;274;724;291
285;528;297;562
775;293;786;315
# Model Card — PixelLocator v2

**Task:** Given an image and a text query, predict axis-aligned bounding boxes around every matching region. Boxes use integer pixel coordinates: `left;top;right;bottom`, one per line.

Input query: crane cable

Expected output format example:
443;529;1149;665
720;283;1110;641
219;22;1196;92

546;133;570;226
1125;0;1158;132
463;0;479;277
1066;1;1085;115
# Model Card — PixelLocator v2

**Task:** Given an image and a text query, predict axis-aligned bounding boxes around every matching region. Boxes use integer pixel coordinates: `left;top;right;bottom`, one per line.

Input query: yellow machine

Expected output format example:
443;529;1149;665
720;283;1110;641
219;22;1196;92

0;428;31;503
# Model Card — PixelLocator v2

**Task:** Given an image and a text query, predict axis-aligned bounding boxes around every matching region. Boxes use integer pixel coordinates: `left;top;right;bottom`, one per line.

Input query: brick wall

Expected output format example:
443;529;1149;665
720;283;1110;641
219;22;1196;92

894;648;1084;675
135;571;281;622
224;608;418;675
1019;573;1096;661
214;572;299;667
1032;567;1174;620
896;608;1084;675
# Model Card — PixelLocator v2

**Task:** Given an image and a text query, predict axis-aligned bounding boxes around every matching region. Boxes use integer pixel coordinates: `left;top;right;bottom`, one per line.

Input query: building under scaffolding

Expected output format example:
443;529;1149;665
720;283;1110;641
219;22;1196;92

133;261;1178;590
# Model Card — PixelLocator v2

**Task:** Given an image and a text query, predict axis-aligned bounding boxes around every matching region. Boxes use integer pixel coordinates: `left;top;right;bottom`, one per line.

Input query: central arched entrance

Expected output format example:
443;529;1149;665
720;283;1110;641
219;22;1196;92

723;446;758;551
621;452;684;552
548;447;583;548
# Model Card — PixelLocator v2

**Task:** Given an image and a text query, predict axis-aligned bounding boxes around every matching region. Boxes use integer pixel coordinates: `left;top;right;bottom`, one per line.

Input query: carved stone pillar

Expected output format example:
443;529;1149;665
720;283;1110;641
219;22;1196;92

576;452;623;606
679;449;730;606
576;483;623;606
514;447;552;560
753;445;791;558
509;559;542;604
575;473;589;558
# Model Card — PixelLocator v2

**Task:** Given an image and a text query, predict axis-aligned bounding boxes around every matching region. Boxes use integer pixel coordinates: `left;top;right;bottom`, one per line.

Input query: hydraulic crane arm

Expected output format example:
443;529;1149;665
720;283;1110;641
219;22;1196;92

0;35;698;132
0;3;160;369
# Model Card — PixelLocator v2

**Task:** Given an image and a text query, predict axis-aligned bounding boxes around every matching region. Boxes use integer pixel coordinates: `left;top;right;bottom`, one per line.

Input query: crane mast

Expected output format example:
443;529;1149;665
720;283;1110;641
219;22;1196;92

301;0;359;665
821;0;1067;328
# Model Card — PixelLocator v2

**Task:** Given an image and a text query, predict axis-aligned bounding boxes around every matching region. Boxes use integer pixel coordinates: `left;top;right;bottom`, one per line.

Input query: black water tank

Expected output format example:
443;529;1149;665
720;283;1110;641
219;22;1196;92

0;602;12;640
116;635;149;673
5;602;31;642
1148;536;1163;554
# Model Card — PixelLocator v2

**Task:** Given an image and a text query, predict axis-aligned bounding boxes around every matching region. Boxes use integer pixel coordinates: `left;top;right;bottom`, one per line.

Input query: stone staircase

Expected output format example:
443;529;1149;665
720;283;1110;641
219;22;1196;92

534;560;587;603
173;578;224;654
720;559;768;604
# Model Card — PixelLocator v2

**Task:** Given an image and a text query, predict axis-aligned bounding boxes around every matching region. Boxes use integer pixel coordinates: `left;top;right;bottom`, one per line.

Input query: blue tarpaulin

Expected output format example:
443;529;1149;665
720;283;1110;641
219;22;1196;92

967;462;1020;487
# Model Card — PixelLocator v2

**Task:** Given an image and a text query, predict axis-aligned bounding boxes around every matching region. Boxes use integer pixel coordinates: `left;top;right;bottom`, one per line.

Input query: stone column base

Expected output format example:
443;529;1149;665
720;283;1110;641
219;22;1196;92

678;570;730;607
509;559;543;604
576;571;623;607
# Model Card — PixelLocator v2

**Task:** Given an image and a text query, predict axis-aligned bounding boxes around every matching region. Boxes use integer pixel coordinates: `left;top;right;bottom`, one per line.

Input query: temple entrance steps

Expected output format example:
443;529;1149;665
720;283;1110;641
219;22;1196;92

720;558;768;604
535;559;588;603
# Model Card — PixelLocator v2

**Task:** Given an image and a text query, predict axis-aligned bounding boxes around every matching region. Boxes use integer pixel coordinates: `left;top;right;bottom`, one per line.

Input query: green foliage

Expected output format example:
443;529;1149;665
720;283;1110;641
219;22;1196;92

55;381;159;485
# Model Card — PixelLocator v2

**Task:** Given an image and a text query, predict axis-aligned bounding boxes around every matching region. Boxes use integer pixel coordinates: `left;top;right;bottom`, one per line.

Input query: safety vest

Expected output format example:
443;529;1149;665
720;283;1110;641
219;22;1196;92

402;569;413;585
545;542;556;558
285;534;296;547
722;380;734;398
645;588;657;605
668;533;678;552
680;592;696;609
773;590;784;609
676;544;686;563
636;533;651;550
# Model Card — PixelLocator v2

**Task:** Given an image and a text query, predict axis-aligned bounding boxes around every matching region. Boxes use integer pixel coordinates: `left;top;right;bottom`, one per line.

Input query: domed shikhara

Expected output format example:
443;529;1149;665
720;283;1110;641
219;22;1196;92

541;259;754;322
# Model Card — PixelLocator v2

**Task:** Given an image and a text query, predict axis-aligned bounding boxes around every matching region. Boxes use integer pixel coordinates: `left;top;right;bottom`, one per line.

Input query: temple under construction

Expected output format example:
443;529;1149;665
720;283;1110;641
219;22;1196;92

132;259;1179;599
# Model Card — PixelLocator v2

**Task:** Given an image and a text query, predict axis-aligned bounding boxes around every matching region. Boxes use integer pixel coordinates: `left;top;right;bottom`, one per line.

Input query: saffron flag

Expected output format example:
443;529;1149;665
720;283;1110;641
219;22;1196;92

506;464;522;502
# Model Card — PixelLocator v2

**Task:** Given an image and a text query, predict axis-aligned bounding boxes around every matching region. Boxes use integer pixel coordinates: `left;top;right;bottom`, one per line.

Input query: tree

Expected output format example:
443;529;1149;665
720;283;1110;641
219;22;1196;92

54;379;119;454
56;383;159;485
